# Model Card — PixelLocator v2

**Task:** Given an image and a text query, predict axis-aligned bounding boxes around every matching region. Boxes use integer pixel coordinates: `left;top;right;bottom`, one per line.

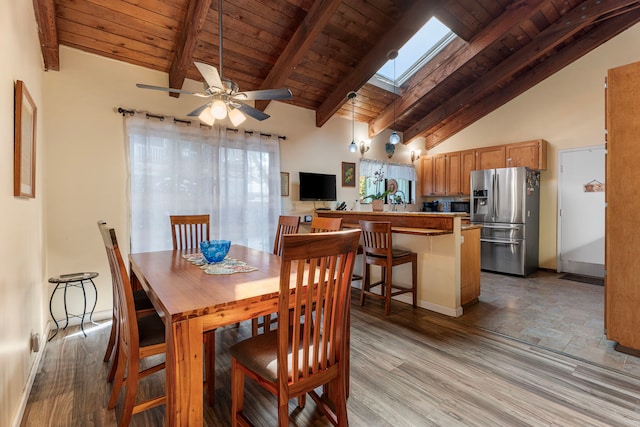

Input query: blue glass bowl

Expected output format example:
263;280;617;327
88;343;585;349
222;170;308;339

199;240;231;263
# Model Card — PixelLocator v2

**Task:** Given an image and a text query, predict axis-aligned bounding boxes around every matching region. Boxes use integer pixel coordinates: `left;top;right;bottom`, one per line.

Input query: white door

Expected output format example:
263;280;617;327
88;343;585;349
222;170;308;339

557;146;605;277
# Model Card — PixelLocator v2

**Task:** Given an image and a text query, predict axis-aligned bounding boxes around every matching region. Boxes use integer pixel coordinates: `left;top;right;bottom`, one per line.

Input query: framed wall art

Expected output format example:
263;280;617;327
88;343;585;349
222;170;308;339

280;172;290;196
14;80;37;198
342;162;355;187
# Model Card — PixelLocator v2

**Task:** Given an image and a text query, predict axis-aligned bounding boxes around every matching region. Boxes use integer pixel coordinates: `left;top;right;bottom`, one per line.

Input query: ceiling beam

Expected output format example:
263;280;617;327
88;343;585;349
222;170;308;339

368;0;548;138
254;0;342;112
315;1;435;128
421;9;640;149
402;0;637;143
168;0;213;98
32;0;59;71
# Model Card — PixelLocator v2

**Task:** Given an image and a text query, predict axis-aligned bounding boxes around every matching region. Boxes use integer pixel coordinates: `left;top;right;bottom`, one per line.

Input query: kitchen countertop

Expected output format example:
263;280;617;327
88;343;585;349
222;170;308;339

316;210;471;234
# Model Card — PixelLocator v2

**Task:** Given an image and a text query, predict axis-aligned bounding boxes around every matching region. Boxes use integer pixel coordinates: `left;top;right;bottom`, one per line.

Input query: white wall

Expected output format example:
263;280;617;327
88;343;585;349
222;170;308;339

426;23;640;269
1;3;46;427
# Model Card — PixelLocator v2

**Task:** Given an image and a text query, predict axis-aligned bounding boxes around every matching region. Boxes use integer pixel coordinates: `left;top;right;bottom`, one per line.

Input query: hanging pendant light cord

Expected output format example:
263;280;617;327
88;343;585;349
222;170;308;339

352;97;355;141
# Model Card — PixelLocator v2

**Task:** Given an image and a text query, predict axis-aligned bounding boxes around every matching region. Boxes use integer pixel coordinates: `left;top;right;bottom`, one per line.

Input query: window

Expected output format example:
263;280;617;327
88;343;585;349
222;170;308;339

369;17;456;91
125;115;282;253
359;159;417;204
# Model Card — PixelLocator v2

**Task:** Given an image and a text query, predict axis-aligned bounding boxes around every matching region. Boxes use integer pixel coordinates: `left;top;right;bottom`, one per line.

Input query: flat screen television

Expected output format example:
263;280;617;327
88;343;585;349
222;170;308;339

299;172;337;201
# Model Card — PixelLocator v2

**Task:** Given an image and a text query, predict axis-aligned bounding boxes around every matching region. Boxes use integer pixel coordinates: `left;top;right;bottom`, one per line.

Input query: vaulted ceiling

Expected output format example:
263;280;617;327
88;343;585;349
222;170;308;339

33;0;640;150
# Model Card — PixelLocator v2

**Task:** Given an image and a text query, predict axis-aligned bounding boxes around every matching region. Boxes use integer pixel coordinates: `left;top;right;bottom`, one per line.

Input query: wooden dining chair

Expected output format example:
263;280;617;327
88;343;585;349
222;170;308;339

252;215;301;336
98;222;167;427
230;229;361;427
169;214;210;250
272;215;301;256
359;220;418;315
168;214;218;405
310;216;343;233
98;221;156;383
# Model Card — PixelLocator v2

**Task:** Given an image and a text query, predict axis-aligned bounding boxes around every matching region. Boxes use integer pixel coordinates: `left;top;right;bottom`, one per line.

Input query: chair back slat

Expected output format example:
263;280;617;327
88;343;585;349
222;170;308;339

273;215;301;256
170;214;210;250
277;229;360;389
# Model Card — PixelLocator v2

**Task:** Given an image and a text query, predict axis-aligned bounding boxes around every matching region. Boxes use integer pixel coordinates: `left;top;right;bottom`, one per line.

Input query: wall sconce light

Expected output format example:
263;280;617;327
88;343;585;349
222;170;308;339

359;140;370;157
411;150;421;163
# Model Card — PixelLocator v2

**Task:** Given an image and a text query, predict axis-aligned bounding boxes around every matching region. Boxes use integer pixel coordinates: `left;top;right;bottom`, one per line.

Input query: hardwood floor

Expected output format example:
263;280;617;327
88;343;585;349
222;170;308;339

21;277;640;426
463;271;640;376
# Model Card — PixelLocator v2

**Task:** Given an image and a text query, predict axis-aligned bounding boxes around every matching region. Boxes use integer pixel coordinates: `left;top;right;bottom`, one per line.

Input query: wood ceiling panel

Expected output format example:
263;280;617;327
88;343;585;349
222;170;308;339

35;0;639;149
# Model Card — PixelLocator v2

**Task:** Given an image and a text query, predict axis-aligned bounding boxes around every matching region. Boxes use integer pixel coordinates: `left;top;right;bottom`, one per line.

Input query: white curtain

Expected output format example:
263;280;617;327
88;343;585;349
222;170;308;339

359;159;416;181
125;114;282;253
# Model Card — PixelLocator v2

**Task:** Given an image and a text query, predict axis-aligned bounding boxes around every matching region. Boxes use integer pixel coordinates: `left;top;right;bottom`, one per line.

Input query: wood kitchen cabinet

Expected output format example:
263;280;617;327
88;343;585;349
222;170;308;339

605;60;640;354
475;145;505;170
433;154;446;195
460;150;475;195
505;139;548;170
420;155;435;196
445;151;462;195
422;153;462;196
461;226;481;307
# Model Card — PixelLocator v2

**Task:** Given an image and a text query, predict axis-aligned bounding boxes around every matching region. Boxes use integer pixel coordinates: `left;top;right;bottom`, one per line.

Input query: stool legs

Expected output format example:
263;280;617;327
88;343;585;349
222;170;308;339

48;283;63;341
360;257;418;315
48;275;99;340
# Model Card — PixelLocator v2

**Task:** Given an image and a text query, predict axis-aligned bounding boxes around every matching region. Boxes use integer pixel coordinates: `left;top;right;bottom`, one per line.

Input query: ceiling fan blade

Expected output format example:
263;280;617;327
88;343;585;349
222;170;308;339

187;103;211;117
232;88;293;101
136;83;210;98
236;103;270;121
194;62;223;90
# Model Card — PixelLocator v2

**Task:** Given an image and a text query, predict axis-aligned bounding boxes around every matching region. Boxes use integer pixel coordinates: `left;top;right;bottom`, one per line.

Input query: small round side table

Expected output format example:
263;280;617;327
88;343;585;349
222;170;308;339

48;272;99;341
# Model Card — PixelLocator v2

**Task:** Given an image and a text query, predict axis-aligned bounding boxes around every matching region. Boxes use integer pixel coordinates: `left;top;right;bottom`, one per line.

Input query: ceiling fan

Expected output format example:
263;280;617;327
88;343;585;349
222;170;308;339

136;0;292;125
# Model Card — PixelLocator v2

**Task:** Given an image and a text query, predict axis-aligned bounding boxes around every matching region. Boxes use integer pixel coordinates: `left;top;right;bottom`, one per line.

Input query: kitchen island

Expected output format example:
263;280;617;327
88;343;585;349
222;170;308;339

317;210;480;317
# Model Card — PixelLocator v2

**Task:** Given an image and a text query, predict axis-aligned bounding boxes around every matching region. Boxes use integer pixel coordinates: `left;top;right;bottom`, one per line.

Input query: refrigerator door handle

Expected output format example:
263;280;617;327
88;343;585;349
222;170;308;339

493;172;499;219
481;224;522;229
481;238;520;245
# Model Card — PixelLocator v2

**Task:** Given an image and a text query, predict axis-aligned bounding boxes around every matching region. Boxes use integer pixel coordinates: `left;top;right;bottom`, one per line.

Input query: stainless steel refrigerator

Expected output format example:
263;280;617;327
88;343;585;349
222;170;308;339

470;167;540;276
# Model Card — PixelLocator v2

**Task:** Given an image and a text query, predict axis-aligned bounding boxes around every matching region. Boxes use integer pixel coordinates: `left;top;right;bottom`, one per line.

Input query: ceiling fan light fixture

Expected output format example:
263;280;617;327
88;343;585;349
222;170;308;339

198;106;216;126
228;107;246;126
211;99;228;119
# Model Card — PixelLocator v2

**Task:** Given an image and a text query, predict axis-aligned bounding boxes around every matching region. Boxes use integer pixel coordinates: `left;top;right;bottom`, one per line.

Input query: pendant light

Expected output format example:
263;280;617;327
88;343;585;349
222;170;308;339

388;49;401;145
348;91;357;153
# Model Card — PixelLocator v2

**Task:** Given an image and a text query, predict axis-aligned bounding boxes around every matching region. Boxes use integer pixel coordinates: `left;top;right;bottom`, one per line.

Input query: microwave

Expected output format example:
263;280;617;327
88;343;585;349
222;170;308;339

450;201;470;213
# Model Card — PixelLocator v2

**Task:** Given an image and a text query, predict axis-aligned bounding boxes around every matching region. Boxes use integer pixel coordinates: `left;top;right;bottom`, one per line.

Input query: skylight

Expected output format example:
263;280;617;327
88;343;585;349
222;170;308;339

371;17;455;90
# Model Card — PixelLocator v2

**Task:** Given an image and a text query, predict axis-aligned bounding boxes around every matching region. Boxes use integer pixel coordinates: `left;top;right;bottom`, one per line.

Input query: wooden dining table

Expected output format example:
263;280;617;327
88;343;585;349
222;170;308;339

129;245;285;426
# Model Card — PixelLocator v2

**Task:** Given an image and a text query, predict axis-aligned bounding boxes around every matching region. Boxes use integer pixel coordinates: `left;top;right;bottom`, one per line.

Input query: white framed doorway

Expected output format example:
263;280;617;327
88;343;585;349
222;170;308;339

557;146;605;277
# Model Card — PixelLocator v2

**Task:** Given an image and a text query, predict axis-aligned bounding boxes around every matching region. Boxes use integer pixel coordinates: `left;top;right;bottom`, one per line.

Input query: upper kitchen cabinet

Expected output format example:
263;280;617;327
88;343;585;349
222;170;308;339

505;139;548;170
605;60;640;354
445;151;462;195
433;154;447;195
475;146;506;170
421;155;435;196
460;150;475;196
422;153;461;196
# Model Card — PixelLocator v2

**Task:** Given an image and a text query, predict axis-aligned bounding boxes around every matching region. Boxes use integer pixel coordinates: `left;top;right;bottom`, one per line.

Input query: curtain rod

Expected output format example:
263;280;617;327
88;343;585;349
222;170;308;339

116;107;286;140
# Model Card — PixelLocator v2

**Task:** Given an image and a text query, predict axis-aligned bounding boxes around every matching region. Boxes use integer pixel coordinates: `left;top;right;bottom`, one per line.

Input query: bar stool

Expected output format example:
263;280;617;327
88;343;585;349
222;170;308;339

359;220;418;315
48;272;99;340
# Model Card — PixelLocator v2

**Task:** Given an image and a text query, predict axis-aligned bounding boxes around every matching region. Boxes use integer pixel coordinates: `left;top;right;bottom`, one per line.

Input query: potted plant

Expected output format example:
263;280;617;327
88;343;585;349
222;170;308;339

363;166;389;212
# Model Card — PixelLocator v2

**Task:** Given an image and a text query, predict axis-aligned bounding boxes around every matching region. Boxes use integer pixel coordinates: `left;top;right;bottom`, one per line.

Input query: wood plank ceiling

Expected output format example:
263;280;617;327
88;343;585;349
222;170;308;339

33;0;640;150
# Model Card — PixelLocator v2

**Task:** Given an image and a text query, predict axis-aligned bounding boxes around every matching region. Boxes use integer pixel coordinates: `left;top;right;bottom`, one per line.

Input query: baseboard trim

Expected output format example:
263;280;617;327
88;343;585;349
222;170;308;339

11;321;51;427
